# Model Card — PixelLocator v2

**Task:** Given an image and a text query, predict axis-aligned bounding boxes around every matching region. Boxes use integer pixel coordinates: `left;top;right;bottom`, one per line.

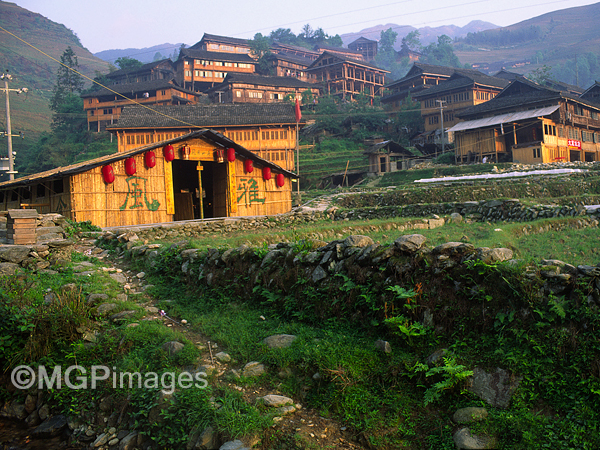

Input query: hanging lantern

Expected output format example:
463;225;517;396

101;165;115;184
276;173;285;187
145;151;156;168
227;147;236;162
262;166;271;181
182;145;191;160
163;144;175;162
244;159;254;173
214;148;225;163
125;157;136;176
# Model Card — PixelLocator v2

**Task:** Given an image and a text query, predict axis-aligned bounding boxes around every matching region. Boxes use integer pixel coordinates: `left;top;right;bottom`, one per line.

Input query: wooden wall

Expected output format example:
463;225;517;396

0;180;72;219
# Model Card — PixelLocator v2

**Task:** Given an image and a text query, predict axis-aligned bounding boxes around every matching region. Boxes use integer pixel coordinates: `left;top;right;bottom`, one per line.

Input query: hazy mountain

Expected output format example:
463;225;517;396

340;20;499;49
95;44;185;65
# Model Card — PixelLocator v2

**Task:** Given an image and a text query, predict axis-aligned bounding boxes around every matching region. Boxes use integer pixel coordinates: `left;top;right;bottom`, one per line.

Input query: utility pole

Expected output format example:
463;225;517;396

436;99;446;160
1;70;28;180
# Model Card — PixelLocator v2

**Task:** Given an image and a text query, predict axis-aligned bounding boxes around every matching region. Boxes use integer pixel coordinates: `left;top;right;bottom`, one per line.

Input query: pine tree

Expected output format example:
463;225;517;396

50;47;84;112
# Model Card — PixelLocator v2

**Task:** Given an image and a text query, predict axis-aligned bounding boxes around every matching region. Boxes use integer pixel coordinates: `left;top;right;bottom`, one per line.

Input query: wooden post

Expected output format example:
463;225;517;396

341;160;350;187
197;162;204;220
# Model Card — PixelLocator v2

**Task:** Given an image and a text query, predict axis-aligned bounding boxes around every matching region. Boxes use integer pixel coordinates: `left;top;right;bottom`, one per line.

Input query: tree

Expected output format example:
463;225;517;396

271;28;296;44
375;28;401;80
401;30;422;52
528;65;553;85
249;33;274;75
50;47;84;112
114;56;143;71
422;35;462;68
153;52;164;61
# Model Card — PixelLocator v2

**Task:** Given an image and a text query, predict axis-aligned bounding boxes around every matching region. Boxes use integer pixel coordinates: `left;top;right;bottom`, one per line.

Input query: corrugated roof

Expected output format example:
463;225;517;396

108;103;304;129
448;105;560;132
0;130;297;190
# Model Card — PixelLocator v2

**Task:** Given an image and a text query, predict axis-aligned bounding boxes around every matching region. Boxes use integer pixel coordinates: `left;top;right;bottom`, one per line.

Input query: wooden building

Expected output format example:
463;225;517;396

266;52;315;82
312;45;364;61
189;33;253;56
348;37;378;61
81;79;200;132
205;73;318;104
0;130;296;227
364;140;415;174
381;63;457;110
270;42;320;61
175;48;256;92
306;51;389;101
104;59;175;85
412;71;509;142
449;77;600;164
107;103;303;173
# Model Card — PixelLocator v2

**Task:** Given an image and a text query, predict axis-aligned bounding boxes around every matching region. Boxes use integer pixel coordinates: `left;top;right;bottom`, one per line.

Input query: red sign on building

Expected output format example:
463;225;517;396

567;139;582;149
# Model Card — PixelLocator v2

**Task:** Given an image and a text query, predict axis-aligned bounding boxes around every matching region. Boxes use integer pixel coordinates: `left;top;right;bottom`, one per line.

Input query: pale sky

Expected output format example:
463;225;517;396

12;0;599;54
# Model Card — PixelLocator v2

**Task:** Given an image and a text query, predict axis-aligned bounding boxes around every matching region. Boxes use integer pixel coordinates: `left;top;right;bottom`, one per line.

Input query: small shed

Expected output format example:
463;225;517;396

364;140;416;174
0;130;297;228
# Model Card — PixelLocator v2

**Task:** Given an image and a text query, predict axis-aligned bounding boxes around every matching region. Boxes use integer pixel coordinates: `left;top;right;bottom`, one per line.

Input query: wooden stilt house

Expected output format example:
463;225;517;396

0;130;297;228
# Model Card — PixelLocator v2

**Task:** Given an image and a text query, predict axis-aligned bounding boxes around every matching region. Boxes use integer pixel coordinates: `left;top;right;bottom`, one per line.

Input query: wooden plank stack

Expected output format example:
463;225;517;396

7;209;38;245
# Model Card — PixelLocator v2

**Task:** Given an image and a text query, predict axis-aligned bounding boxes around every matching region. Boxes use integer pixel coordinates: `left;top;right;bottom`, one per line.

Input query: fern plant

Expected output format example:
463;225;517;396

409;356;474;406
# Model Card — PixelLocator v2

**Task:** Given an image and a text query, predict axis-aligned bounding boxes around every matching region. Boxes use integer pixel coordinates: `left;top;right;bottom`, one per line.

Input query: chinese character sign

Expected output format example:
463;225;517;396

120;176;160;211
237;178;265;207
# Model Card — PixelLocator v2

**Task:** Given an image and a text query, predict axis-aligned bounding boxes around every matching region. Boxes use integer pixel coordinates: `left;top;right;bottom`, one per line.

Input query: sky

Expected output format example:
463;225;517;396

12;0;600;54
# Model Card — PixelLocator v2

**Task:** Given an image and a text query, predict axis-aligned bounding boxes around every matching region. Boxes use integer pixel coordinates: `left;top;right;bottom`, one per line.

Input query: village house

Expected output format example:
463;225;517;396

449;77;600;164
306;51;389;101
348;37;378;62
81;79;200;132
104;59;175;85
204;73;319;104
412;70;509;145
174;48;256;93
189;33;253;56
363;140;416;175
266;51;315;82
381;63;458;111
0;130;296;227
107;102;302;173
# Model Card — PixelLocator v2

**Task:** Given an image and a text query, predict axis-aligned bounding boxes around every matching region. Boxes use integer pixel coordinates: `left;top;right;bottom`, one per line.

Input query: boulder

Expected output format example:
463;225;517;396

343;235;374;248
453;427;497;449
476;248;513;264
394;234;427;252
31;414;68;438
468;367;521;409
0;245;31;264
262;334;297;349
242;362;266;377
453;407;489;424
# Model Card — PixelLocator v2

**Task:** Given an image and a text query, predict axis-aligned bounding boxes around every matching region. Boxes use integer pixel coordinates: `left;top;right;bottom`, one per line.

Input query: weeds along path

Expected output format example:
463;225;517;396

68;235;367;449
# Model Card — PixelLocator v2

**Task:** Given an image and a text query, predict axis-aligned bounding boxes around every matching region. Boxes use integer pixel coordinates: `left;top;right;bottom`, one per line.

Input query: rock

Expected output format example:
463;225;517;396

162;341;185;355
32;414;68;438
110;272;128;284
196;426;219;449
433;242;474;255
394;234;427;252
453;427;497;449
374;339;391;353
219;440;249;450
258;394;293;407
262;334;297;349
0;262;20;275
425;349;448;367
215;352;231;363
0;245;31;264
311;265;327;283
476;248;513;264
110;310;137;322
449;212;463;224
119;432;138;450
25;410;41;427
87;293;109;305
97;303;118;316
24;393;37;414
38;404;50;421
242;362;266;377
93;432;109;448
343;235;374;248
453;407;489;424
468;367;521;409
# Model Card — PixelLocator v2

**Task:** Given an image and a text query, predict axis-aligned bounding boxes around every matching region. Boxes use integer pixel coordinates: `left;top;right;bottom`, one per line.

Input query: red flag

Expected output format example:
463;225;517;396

295;98;302;123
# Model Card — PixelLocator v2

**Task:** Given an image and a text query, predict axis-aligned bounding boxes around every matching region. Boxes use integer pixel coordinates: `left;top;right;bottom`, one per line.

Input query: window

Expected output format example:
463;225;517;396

36;184;46;198
209;44;219;50
214;61;223;66
575;105;584;116
224;62;233;67
184;60;189;65
54;179;64;194
558;126;565;138
185;70;191;77
592;111;598;120
88;99;92;104
236;91;241;98
544;124;549;135
103;108;113;115
127;135;131;145
533;148;541;158
248;91;262;98
90;110;94;116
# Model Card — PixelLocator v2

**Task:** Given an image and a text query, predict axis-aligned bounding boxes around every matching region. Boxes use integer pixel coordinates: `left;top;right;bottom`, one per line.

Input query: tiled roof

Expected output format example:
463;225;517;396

349;36;378;45
105;59;174;79
190;33;252;50
81;79;196;98
412;72;509;98
314;44;363;56
179;48;256;64
307;51;389;73
206;73;315;91
269;52;314;67
108;103;303;129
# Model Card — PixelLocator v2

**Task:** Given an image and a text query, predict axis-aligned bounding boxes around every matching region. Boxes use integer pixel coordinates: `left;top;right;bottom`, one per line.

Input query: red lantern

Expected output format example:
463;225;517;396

125;157;136;176
101;165;115;184
163;144;175;162
145;151;156;168
276;173;285;187
214;148;225;163
262;166;271;181
244;159;254;173
227;147;236;162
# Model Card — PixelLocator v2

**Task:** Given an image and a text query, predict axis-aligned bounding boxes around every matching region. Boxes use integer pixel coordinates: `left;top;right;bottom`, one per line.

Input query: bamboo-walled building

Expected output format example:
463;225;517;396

449;77;600;164
107;103;303;173
0;130;297;227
